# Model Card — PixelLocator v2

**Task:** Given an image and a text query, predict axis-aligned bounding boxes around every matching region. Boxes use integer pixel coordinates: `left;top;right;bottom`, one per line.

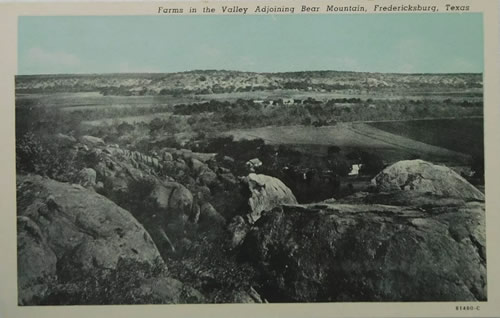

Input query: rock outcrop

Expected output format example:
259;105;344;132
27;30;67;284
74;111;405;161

243;173;298;223
242;200;486;302
148;181;196;243
240;161;487;302
372;160;484;201
241;169;487;303
54;133;77;147
17;175;164;305
224;173;298;249
150;181;195;220
198;202;226;229
22;130;489;305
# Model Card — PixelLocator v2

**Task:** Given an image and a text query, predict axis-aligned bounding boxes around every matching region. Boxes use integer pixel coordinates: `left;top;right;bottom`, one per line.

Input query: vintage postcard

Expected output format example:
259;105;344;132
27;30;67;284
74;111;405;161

0;0;499;317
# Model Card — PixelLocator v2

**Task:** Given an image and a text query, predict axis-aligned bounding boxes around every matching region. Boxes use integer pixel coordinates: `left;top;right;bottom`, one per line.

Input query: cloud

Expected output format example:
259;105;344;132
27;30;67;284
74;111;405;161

26;47;81;68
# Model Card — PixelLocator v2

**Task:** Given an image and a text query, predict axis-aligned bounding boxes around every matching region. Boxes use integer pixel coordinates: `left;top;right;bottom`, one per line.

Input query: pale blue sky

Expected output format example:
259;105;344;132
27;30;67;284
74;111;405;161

18;14;483;75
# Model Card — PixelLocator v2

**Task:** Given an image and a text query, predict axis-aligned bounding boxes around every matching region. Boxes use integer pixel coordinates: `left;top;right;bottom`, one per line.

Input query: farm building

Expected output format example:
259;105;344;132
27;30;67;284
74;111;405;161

254;100;274;106
349;164;363;176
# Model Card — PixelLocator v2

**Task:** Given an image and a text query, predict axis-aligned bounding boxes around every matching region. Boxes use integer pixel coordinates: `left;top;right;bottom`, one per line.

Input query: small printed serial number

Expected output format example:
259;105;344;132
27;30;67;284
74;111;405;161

456;305;480;311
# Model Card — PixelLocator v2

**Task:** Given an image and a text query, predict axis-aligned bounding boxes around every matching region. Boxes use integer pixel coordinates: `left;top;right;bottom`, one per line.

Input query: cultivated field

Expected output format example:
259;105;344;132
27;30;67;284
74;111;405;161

82;113;178;126
16;92;199;110
197;89;483;103
369;118;484;159
226;122;472;164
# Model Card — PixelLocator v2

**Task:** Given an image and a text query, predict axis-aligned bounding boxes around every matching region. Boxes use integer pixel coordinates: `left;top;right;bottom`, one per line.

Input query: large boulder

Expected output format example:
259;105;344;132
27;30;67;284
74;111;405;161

190;158;207;175
241;199;486;302
199;169;218;187
150;181;194;221
54;133;77;148
148;181;196;244
17;175;164;305
92;154;145;197
372;160;484;201
198;202;225;229
243;173;298;223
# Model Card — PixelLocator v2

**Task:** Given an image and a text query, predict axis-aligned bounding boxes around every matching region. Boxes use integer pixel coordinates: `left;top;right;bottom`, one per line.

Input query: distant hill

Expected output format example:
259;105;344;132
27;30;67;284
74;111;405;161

16;70;483;95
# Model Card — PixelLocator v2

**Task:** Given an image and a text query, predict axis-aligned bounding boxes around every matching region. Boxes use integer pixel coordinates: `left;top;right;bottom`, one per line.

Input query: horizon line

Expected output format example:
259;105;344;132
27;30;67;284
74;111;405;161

16;69;484;77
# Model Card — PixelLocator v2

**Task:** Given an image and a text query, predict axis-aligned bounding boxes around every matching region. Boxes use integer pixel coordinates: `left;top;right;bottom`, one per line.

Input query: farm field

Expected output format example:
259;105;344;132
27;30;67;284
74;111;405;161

82;112;180;126
197;88;483;103
369;118;484;159
226;122;471;164
16;92;200;109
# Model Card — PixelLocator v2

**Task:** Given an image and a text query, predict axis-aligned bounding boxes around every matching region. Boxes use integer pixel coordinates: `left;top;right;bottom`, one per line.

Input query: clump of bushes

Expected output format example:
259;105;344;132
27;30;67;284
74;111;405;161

166;233;260;303
16;132;80;183
38;258;170;305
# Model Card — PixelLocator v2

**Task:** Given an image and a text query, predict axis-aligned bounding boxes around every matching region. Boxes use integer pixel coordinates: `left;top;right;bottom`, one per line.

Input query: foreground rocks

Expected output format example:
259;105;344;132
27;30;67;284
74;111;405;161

17;175;166;305
18;139;488;304
242;199;486;302
240;161;486;302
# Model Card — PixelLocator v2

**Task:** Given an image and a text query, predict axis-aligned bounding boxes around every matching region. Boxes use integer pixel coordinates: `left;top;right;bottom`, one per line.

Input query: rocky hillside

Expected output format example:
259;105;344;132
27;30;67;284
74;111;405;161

17;175;203;305
17;133;486;304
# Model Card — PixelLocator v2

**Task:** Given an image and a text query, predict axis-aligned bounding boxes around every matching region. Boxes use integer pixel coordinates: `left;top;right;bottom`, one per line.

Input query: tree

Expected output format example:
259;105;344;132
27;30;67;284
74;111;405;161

117;122;134;134
359;151;385;175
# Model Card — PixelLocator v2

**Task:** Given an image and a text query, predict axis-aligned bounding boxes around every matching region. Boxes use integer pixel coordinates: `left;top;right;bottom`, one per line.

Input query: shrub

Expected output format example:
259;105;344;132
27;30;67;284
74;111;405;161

16;132;80;182
39;258;168;305
359;151;385;175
